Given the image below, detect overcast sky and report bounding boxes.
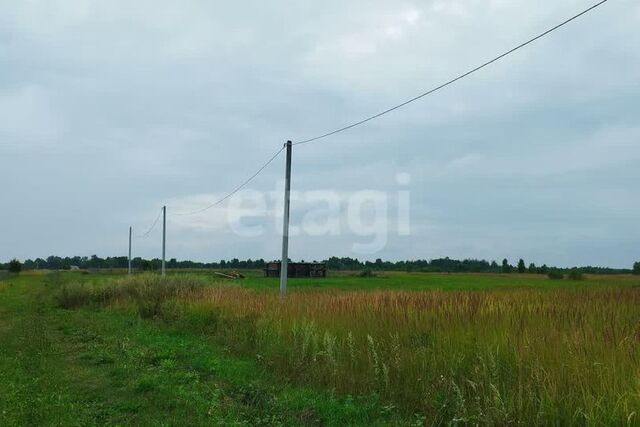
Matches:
[1,0,638,267]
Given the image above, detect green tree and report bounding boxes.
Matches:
[517,259,526,273]
[633,261,640,275]
[8,258,21,274]
[528,262,537,273]
[501,259,511,273]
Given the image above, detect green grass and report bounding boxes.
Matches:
[2,270,639,425]
[172,269,640,291]
[0,272,416,426]
[15,268,639,292]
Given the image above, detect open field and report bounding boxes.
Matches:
[1,270,640,425]
[83,268,640,291]
[224,269,640,291]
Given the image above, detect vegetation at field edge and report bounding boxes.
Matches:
[49,272,640,425]
[0,272,415,426]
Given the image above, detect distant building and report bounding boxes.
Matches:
[69,265,80,271]
[264,262,326,278]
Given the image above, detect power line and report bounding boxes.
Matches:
[293,0,609,146]
[129,0,609,234]
[135,207,163,238]
[173,145,286,216]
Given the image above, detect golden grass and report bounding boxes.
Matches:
[70,275,640,424]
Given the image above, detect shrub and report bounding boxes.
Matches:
[8,259,21,274]
[547,271,564,280]
[358,269,376,278]
[567,269,584,281]
[633,261,640,275]
[56,283,92,309]
[54,274,208,319]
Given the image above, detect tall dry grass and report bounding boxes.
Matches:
[63,275,640,424]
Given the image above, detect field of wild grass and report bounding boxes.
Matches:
[59,274,640,425]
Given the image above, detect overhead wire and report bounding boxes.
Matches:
[292,0,609,146]
[130,0,609,227]
[134,207,164,238]
[172,144,286,216]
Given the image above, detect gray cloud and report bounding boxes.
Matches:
[1,0,638,268]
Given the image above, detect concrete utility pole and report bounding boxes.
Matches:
[128,226,132,275]
[162,206,166,276]
[279,141,292,298]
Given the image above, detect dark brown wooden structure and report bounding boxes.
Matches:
[264,262,327,278]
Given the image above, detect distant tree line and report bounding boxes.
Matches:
[0,255,637,275]
[324,256,634,275]
[0,255,268,272]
